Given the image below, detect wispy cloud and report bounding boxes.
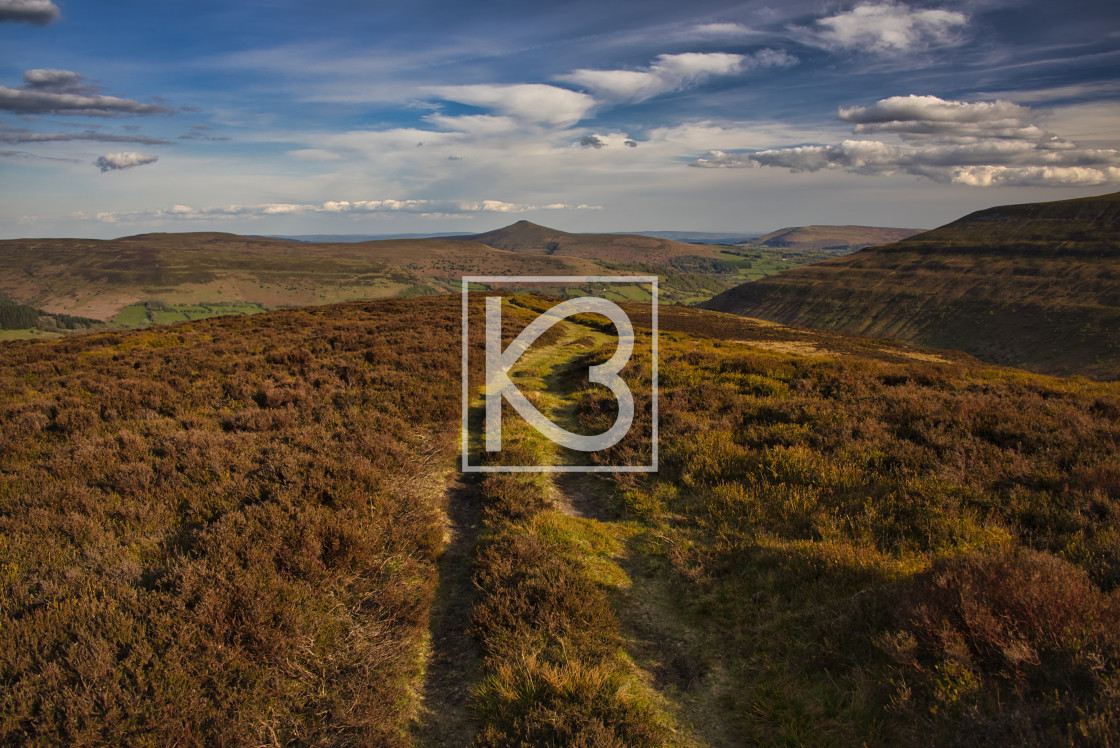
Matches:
[684,22,759,39]
[0,148,79,163]
[808,2,969,54]
[0,69,173,116]
[426,84,596,126]
[177,124,230,142]
[976,81,1120,105]
[421,114,519,135]
[692,94,1120,187]
[0,0,59,25]
[559,51,794,103]
[0,127,170,145]
[95,152,160,172]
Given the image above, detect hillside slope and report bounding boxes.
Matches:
[749,225,925,252]
[457,220,722,263]
[702,191,1120,379]
[0,231,602,321]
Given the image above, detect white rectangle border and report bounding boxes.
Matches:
[461,275,658,473]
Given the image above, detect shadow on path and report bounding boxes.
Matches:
[412,473,483,747]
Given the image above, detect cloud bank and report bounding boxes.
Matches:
[693,94,1120,187]
[0,69,173,116]
[838,95,1049,142]
[0,0,58,25]
[94,152,159,172]
[82,199,602,223]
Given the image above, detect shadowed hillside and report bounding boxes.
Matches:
[702,191,1120,380]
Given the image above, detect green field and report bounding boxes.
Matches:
[0,328,63,341]
[112,301,271,328]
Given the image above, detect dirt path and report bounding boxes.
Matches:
[411,474,483,747]
[550,472,614,520]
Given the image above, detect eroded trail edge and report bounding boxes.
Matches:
[411,474,482,747]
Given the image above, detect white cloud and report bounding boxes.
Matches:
[691,95,1120,187]
[838,94,1057,143]
[426,84,595,127]
[694,139,1120,187]
[944,165,1120,187]
[23,69,83,89]
[559,50,793,103]
[0,0,59,25]
[839,95,1029,126]
[84,199,601,223]
[813,3,968,53]
[0,69,173,116]
[94,152,159,172]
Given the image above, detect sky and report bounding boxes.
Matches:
[1,0,1118,238]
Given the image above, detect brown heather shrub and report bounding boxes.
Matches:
[891,550,1118,675]
[474,658,666,748]
[471,531,621,665]
[0,295,470,746]
[478,472,551,524]
[586,322,1120,744]
[883,549,1120,744]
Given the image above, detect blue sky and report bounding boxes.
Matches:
[1,0,1118,238]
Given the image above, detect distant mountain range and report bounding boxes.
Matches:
[265,227,909,248]
[451,220,724,263]
[0,223,748,324]
[703,190,1120,380]
[266,229,767,245]
[17,202,1112,379]
[627,230,764,244]
[0,232,606,322]
[264,232,464,242]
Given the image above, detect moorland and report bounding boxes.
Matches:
[1,190,1118,746]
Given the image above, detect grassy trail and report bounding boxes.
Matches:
[411,474,484,746]
[504,309,708,747]
[418,296,746,745]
